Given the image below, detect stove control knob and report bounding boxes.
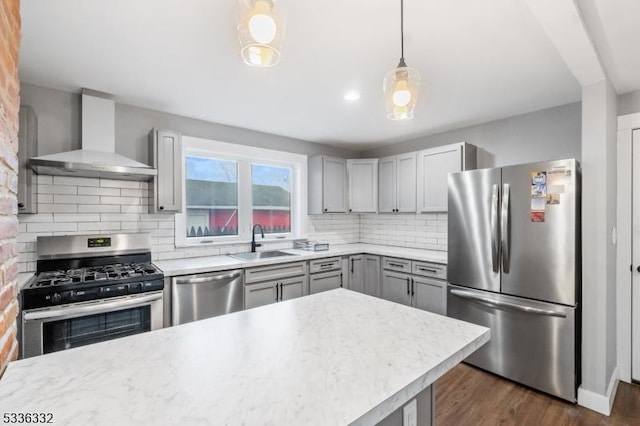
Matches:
[51,293,62,304]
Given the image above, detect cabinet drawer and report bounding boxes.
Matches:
[309,270,343,294]
[412,261,447,280]
[309,257,341,273]
[245,261,307,284]
[382,257,412,273]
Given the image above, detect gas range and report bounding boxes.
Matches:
[22,233,164,310]
[20,233,165,359]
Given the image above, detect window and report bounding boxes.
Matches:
[175,137,307,246]
[252,164,291,234]
[185,157,238,238]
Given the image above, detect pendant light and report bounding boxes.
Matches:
[237,0,285,68]
[383,0,420,120]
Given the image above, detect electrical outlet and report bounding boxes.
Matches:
[403,398,417,426]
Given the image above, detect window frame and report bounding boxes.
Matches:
[175,136,307,247]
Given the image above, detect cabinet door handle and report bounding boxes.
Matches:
[340,273,343,287]
[18,202,24,209]
[418,267,437,273]
[279,283,283,301]
[350,258,354,273]
[275,283,279,301]
[411,279,415,297]
[324,208,328,212]
[406,277,410,295]
[159,206,165,210]
[388,262,404,268]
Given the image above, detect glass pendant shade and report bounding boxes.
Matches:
[237,0,284,68]
[383,64,420,120]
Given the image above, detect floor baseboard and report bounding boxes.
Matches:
[577,366,620,416]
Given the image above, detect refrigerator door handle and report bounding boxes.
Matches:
[450,288,567,318]
[491,184,500,273]
[501,183,511,273]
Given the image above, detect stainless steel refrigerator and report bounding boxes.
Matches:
[447,158,580,402]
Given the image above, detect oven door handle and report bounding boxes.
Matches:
[23,293,163,322]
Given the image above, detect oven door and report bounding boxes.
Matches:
[21,291,163,359]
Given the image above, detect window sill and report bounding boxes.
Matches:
[175,236,302,249]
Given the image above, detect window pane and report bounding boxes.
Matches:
[185,157,238,238]
[252,164,291,234]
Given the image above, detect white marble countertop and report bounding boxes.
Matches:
[155,243,448,277]
[0,289,488,426]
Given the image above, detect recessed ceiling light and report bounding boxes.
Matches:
[344,91,361,102]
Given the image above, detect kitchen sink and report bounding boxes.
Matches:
[229,250,298,261]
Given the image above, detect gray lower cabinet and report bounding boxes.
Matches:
[349,254,380,297]
[245,275,307,309]
[245,281,278,309]
[381,257,447,315]
[245,262,309,309]
[381,270,412,305]
[309,269,343,294]
[412,276,447,315]
[363,255,381,297]
[348,255,365,293]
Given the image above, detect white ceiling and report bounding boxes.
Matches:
[17,0,636,151]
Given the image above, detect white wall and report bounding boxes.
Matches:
[19,83,360,161]
[579,78,618,411]
[361,102,582,167]
[618,90,640,115]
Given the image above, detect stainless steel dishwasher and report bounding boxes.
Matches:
[171,269,244,326]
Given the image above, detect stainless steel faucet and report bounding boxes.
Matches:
[251,224,264,252]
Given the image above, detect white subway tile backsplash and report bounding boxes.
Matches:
[18,213,53,223]
[100,213,139,222]
[100,179,139,189]
[37,194,53,204]
[78,186,121,196]
[54,213,101,223]
[79,204,121,213]
[55,194,100,205]
[77,222,121,231]
[37,184,77,195]
[120,188,145,197]
[27,222,77,233]
[54,176,99,187]
[120,205,148,214]
[38,204,78,213]
[100,196,142,205]
[18,176,449,273]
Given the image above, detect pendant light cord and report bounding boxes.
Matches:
[401,0,404,60]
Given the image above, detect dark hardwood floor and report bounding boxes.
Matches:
[435,363,640,425]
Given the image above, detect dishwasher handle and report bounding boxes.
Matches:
[174,270,242,285]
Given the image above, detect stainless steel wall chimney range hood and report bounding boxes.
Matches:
[29,89,157,181]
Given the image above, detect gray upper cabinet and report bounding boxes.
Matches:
[308,156,348,214]
[417,142,476,212]
[149,128,182,213]
[18,106,38,214]
[347,159,378,213]
[379,153,417,213]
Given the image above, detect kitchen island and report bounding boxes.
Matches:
[0,289,489,425]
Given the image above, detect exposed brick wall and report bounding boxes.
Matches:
[0,0,21,375]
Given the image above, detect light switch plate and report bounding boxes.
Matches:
[403,398,417,426]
